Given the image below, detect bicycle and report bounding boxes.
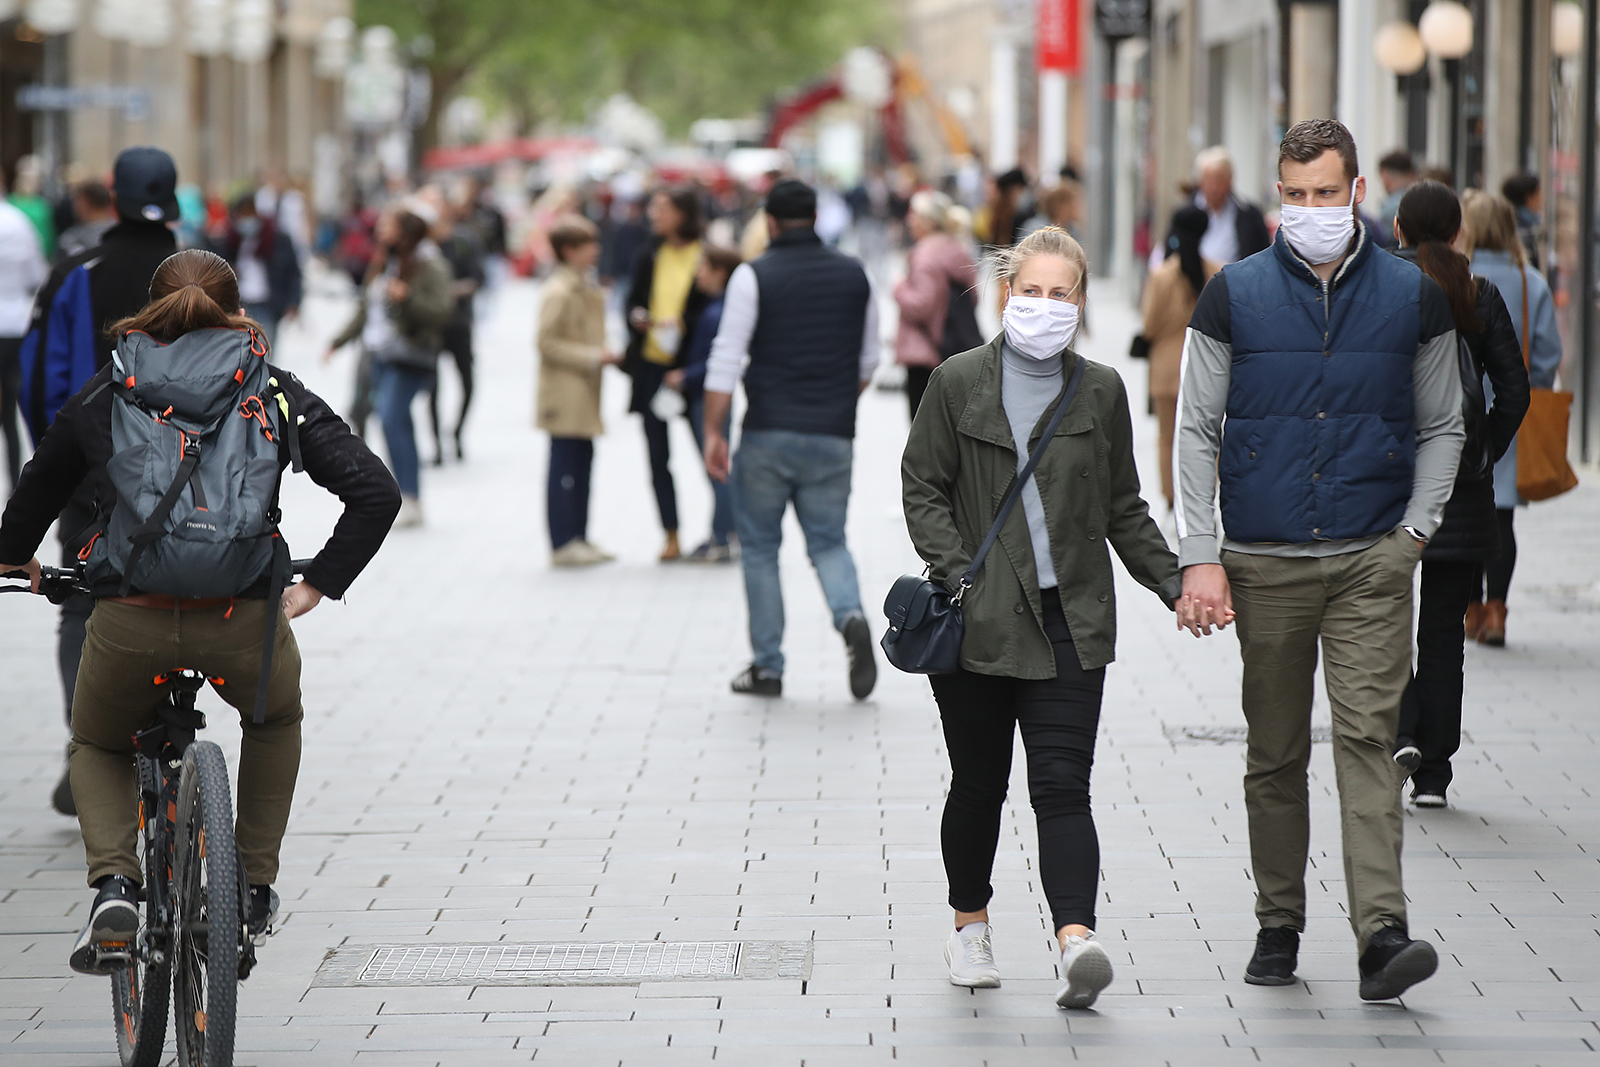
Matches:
[3,560,311,1067]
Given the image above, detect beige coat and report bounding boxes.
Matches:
[536,265,606,438]
[1140,255,1219,400]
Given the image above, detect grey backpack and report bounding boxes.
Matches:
[85,328,298,599]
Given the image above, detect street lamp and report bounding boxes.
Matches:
[1552,1,1583,58]
[1417,2,1473,58]
[187,0,230,55]
[1374,21,1427,76]
[23,0,80,33]
[314,15,353,78]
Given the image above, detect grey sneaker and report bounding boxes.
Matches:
[1055,933,1113,1008]
[944,922,1000,988]
[69,876,140,975]
[1358,925,1437,1001]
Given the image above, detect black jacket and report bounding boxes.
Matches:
[0,361,401,599]
[622,237,709,414]
[1393,250,1530,561]
[210,219,304,320]
[1163,196,1270,262]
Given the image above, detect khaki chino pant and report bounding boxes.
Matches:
[69,600,303,888]
[1222,528,1421,953]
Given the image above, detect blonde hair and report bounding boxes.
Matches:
[993,226,1089,297]
[908,189,957,234]
[1460,189,1526,268]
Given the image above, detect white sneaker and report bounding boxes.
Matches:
[577,540,616,563]
[1055,933,1113,1008]
[1412,792,1448,808]
[551,541,599,568]
[393,495,424,529]
[944,922,1000,988]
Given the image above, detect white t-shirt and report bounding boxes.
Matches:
[0,201,48,337]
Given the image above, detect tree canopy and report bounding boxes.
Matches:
[355,0,887,146]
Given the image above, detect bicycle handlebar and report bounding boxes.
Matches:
[2,559,316,605]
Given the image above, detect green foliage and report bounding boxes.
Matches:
[356,0,886,141]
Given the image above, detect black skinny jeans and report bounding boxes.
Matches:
[930,594,1106,932]
[1398,559,1478,794]
[1477,508,1517,602]
[547,437,594,550]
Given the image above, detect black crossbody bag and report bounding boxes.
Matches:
[881,357,1086,675]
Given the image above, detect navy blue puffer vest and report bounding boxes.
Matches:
[1220,227,1425,543]
[744,229,871,439]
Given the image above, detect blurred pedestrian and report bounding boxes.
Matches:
[1139,204,1217,510]
[1500,172,1544,271]
[599,195,648,292]
[977,168,1030,250]
[894,190,979,420]
[325,202,454,528]
[0,176,49,489]
[55,181,117,261]
[1193,147,1270,264]
[15,145,181,815]
[1390,181,1529,810]
[701,179,878,700]
[624,187,707,562]
[666,245,741,563]
[1018,180,1084,243]
[537,215,621,566]
[427,190,486,463]
[901,226,1181,1009]
[1176,119,1463,1001]
[1375,149,1417,234]
[1460,190,1564,648]
[6,156,56,261]
[210,193,302,349]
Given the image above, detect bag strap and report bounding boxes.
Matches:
[118,433,201,597]
[954,355,1087,600]
[1519,268,1530,368]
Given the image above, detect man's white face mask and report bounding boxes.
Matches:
[1279,181,1358,265]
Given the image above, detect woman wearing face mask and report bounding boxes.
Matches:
[901,226,1182,1009]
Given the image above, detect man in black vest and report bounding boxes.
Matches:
[701,179,879,701]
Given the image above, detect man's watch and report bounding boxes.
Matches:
[1401,524,1428,545]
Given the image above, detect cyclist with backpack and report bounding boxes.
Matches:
[0,249,401,974]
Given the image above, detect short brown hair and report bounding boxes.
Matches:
[1278,119,1359,184]
[548,214,600,262]
[700,244,742,278]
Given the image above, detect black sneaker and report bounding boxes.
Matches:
[842,615,877,700]
[731,665,782,697]
[1243,926,1300,986]
[248,884,280,946]
[1393,741,1422,778]
[69,875,140,975]
[1358,925,1438,1001]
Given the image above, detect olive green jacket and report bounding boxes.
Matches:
[901,337,1181,677]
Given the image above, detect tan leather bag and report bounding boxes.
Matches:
[1514,270,1579,501]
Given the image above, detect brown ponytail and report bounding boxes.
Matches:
[1395,180,1482,336]
[109,249,264,344]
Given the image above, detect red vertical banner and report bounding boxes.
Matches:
[1037,0,1082,73]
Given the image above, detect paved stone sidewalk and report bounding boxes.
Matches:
[1,268,1597,1066]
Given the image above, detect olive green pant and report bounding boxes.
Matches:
[1222,529,1421,953]
[69,599,303,888]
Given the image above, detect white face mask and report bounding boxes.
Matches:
[1002,295,1081,360]
[1279,181,1358,265]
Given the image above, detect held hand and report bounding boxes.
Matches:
[628,307,651,330]
[1178,563,1235,637]
[663,369,685,391]
[704,431,730,485]
[281,581,324,620]
[1,558,41,595]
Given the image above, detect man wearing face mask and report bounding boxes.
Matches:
[1174,119,1464,1002]
[210,193,302,349]
[701,179,880,701]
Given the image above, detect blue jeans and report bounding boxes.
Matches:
[732,429,864,673]
[687,394,734,545]
[373,362,434,497]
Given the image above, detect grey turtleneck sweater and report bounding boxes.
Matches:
[1000,342,1064,590]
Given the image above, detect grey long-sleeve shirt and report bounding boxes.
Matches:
[1173,249,1465,568]
[1000,341,1062,589]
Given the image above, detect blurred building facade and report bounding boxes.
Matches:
[1,0,351,195]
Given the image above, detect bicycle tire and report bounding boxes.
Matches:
[110,782,170,1067]
[172,741,240,1067]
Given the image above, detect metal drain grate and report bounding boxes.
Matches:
[313,940,811,987]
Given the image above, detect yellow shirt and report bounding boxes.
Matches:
[644,240,701,365]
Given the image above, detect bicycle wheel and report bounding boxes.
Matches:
[172,741,239,1067]
[110,779,170,1067]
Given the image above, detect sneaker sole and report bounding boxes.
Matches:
[69,901,139,975]
[943,942,1000,988]
[1056,944,1113,1008]
[1243,970,1298,986]
[1393,750,1422,776]
[1359,941,1438,1001]
[1412,795,1448,808]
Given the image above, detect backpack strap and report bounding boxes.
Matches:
[118,433,202,597]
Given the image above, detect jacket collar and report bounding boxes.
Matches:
[770,226,822,249]
[956,333,1081,451]
[1271,217,1373,289]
